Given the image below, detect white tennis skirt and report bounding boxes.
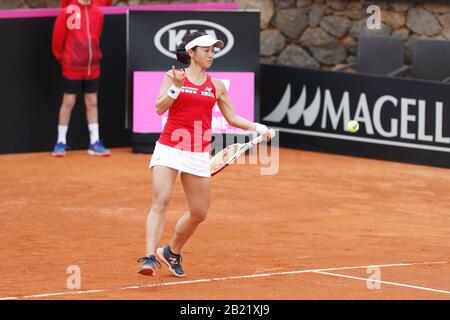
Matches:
[149,141,211,177]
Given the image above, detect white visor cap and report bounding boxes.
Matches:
[184,35,224,51]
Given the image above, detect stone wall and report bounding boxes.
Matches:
[2,0,449,70]
[0,0,225,9]
[237,0,450,70]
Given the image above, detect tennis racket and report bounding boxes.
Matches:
[210,129,276,176]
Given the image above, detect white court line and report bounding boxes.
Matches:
[314,271,450,295]
[0,261,446,300]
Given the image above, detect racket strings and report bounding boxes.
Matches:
[210,144,240,172]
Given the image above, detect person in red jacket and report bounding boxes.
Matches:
[52,0,110,157]
[60,0,112,7]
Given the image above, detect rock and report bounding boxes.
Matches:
[346,2,362,11]
[392,28,410,40]
[237,0,275,29]
[349,20,392,39]
[260,30,286,56]
[309,3,326,27]
[423,3,450,14]
[273,0,296,9]
[342,35,357,54]
[47,0,60,7]
[320,15,352,38]
[261,56,278,65]
[391,2,414,13]
[326,0,347,11]
[361,0,389,10]
[438,13,450,29]
[308,42,347,65]
[300,27,335,47]
[277,45,321,69]
[346,41,357,54]
[346,11,365,20]
[18,2,31,8]
[346,55,357,64]
[297,0,312,8]
[382,11,405,30]
[433,35,446,41]
[346,2,365,20]
[24,0,47,8]
[406,8,442,36]
[1,0,17,8]
[300,28,346,65]
[273,8,309,39]
[442,29,450,40]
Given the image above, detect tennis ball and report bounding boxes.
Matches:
[347,120,359,133]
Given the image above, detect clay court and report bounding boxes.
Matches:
[0,146,449,300]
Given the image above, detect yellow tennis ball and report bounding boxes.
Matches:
[347,120,359,133]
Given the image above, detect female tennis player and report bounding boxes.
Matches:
[137,31,272,277]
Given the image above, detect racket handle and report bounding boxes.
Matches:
[253,128,276,145]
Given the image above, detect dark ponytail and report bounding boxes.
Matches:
[176,31,207,65]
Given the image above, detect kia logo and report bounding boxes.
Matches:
[154,20,235,60]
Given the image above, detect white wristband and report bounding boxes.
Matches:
[167,84,181,100]
[254,122,268,135]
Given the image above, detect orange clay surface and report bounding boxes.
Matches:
[0,147,449,300]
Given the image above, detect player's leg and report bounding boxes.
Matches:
[172,173,211,252]
[84,92,98,126]
[138,165,178,275]
[147,166,179,254]
[52,84,77,157]
[58,93,77,126]
[157,172,211,277]
[84,79,110,156]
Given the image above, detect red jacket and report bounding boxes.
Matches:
[60,0,112,7]
[52,1,104,79]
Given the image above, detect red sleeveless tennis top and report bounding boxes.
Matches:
[158,74,216,152]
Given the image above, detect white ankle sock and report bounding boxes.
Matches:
[57,125,68,144]
[88,123,99,145]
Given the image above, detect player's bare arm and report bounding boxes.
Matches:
[213,78,272,141]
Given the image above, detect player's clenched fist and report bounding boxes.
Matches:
[254,123,274,142]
